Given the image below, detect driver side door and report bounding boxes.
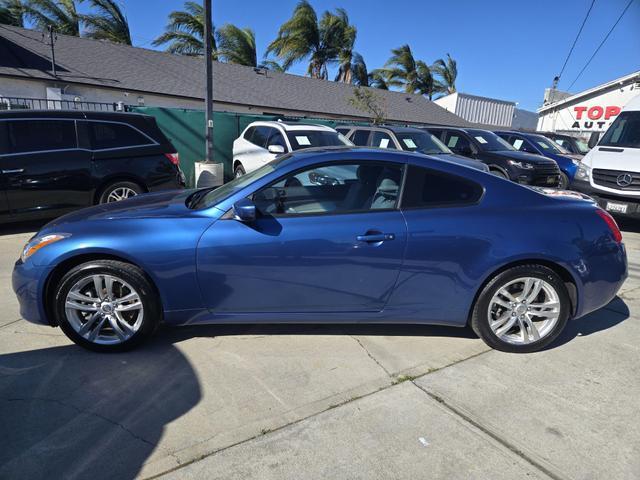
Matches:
[196,160,408,314]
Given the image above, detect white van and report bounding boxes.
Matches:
[571,94,640,217]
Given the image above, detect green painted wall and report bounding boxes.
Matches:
[130,107,368,187]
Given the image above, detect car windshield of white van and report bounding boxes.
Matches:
[600,111,640,149]
[286,130,352,150]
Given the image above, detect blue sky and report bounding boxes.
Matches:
[81,0,639,111]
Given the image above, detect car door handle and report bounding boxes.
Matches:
[356,233,395,243]
[2,169,24,174]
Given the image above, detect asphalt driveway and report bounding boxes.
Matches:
[0,221,639,479]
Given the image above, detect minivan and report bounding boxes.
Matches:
[0,110,185,223]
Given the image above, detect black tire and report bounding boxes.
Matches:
[471,265,570,353]
[53,260,160,352]
[98,181,144,204]
[234,164,246,178]
[491,169,508,179]
[558,172,569,189]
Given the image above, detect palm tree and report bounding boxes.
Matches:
[152,1,215,56]
[333,8,357,83]
[432,53,457,95]
[0,0,24,27]
[216,24,256,67]
[383,44,437,99]
[266,0,354,79]
[259,59,288,72]
[337,52,368,85]
[368,69,389,90]
[21,0,79,35]
[82,0,131,45]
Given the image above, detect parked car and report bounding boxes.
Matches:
[337,125,489,172]
[0,110,185,224]
[570,94,640,217]
[540,132,590,156]
[494,130,583,188]
[232,121,351,177]
[13,147,626,353]
[425,126,561,187]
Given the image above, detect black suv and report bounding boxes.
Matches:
[424,126,561,187]
[335,125,489,172]
[0,110,185,223]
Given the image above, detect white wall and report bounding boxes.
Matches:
[435,92,515,127]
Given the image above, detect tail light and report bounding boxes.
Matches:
[596,209,622,243]
[164,152,180,166]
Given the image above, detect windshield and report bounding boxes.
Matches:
[286,130,352,150]
[467,129,515,151]
[395,131,452,154]
[531,135,566,154]
[600,111,640,149]
[191,160,282,209]
[574,138,590,154]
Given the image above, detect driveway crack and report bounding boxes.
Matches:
[350,335,392,377]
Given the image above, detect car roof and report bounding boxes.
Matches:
[0,110,154,121]
[246,120,335,132]
[334,124,426,134]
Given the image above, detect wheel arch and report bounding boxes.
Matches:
[466,258,579,326]
[43,252,163,327]
[488,164,509,178]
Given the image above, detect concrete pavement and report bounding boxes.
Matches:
[1,221,639,479]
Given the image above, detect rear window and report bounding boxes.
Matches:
[286,130,350,150]
[4,119,77,154]
[401,165,483,208]
[88,121,153,150]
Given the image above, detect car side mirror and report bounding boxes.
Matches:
[233,198,256,222]
[588,132,600,149]
[268,144,285,154]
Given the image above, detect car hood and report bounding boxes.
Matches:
[44,189,195,228]
[486,150,558,165]
[436,153,490,172]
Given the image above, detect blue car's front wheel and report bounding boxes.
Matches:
[53,260,160,352]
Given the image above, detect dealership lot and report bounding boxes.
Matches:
[0,222,639,479]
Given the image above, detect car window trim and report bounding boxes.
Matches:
[238,159,408,219]
[398,163,485,211]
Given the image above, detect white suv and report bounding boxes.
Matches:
[232,121,352,177]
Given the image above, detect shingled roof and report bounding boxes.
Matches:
[0,24,468,126]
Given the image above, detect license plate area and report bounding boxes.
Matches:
[606,201,628,214]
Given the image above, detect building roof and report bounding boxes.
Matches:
[0,24,468,126]
[537,70,640,113]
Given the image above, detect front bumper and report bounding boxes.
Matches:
[571,178,640,218]
[510,167,561,187]
[12,260,52,326]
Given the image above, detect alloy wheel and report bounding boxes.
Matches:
[487,277,560,345]
[107,187,138,202]
[64,274,144,345]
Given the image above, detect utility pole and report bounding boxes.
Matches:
[204,0,214,163]
[48,25,57,77]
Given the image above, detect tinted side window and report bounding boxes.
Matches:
[444,131,472,152]
[402,165,483,208]
[251,126,271,148]
[6,120,77,154]
[509,136,537,153]
[244,126,256,141]
[0,122,8,155]
[370,131,396,149]
[335,127,350,135]
[268,129,287,149]
[88,122,152,150]
[351,129,370,146]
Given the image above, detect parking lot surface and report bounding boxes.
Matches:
[1,221,639,479]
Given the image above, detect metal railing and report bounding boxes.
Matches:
[0,96,120,112]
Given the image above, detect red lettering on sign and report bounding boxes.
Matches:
[574,106,587,119]
[587,106,604,120]
[605,106,621,120]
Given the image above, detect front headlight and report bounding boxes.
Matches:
[21,234,69,263]
[575,163,591,180]
[571,159,581,166]
[508,160,534,170]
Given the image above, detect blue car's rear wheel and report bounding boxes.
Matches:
[471,265,570,353]
[53,260,160,352]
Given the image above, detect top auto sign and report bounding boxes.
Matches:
[571,105,621,130]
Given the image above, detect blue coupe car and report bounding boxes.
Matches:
[13,148,627,353]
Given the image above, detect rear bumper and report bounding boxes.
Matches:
[571,178,640,218]
[12,260,52,326]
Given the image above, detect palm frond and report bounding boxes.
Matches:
[82,0,131,45]
[216,24,256,66]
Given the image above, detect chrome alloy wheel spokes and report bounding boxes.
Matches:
[107,187,137,202]
[65,274,144,345]
[488,277,560,345]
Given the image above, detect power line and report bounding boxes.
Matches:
[558,0,596,81]
[567,0,635,91]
